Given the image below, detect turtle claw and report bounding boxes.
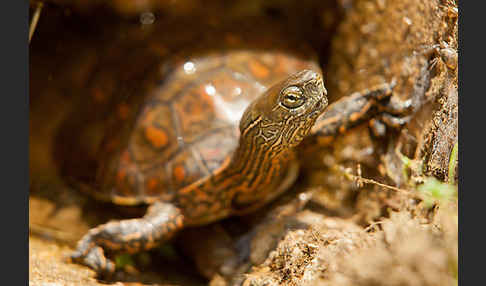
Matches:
[370,91,413,138]
[310,80,413,143]
[381,97,413,115]
[369,113,411,139]
[380,113,412,128]
[71,245,116,276]
[70,202,184,275]
[70,228,117,275]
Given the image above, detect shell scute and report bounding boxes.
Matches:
[131,103,179,164]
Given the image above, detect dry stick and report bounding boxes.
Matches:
[333,164,413,197]
[363,221,385,232]
[29,2,43,44]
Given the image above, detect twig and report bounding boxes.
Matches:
[363,220,385,232]
[333,164,413,196]
[29,2,44,44]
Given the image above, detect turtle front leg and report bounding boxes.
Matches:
[310,81,412,145]
[71,202,184,275]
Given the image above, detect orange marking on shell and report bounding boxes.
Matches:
[144,126,169,148]
[173,165,186,182]
[117,169,127,182]
[249,60,270,79]
[147,178,158,191]
[118,104,131,120]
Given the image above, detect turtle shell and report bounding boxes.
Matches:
[65,50,319,205]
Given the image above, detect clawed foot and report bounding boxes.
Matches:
[369,94,413,138]
[310,79,413,143]
[70,228,116,276]
[69,202,184,276]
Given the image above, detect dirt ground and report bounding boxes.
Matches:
[29,0,458,285]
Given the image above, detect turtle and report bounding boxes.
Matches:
[65,49,409,274]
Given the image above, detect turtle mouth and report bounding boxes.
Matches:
[312,77,328,113]
[309,92,328,117]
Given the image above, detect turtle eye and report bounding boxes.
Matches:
[281,86,304,109]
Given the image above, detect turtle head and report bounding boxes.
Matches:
[239,69,328,151]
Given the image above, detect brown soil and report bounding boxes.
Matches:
[241,206,457,286]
